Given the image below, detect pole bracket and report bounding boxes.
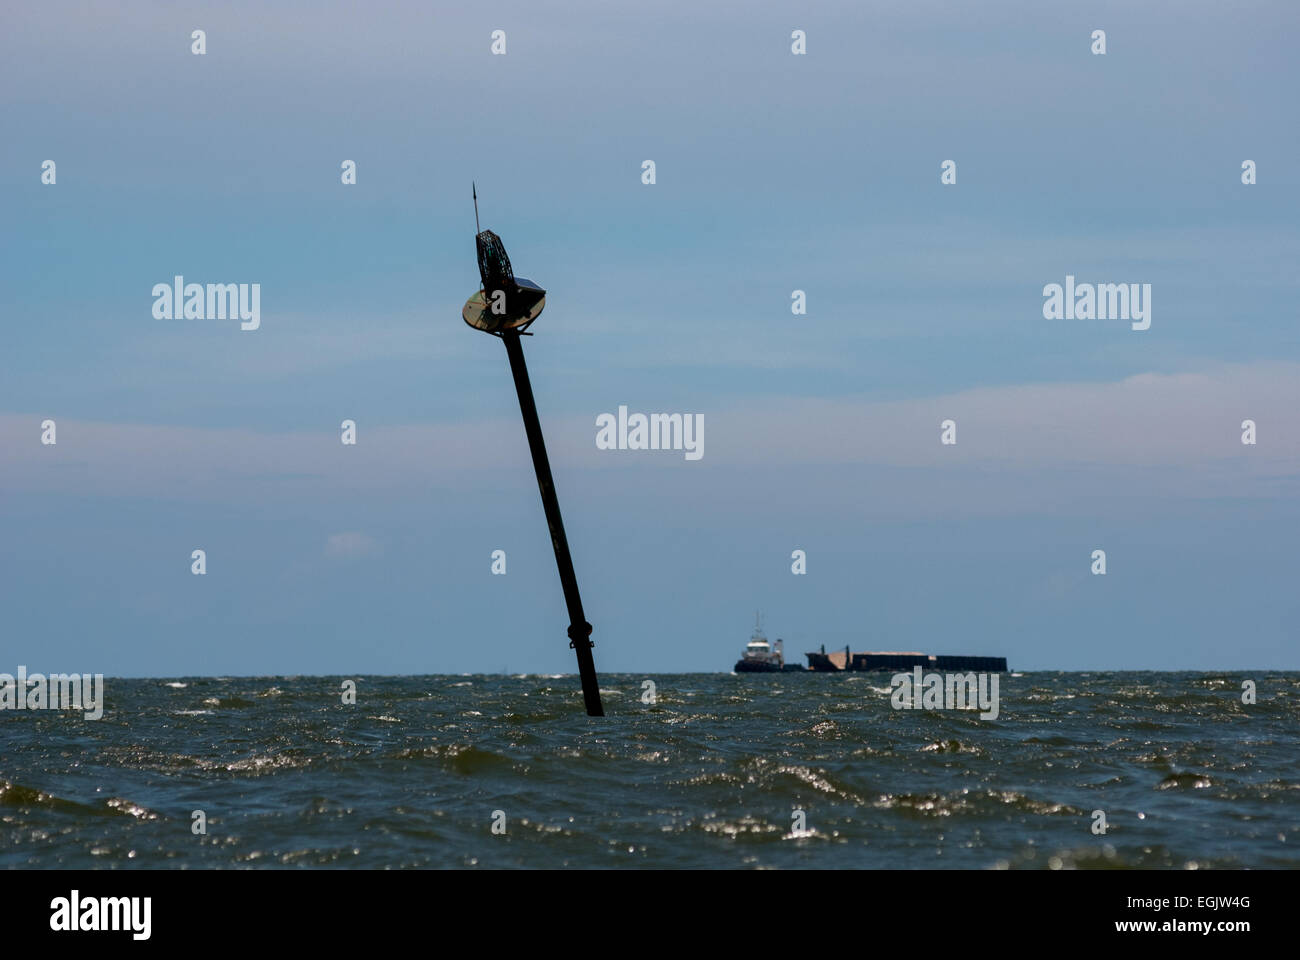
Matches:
[567,621,594,649]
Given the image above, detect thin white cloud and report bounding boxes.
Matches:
[2,363,1296,503]
[324,532,379,558]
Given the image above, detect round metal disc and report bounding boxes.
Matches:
[462,289,546,333]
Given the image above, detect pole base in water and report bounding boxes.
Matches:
[502,331,605,717]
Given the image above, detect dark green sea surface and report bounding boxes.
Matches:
[2,672,1297,869]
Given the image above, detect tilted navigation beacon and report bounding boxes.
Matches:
[462,186,547,335]
[460,185,605,717]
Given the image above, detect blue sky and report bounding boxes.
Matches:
[2,1,1298,675]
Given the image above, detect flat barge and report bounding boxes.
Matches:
[804,646,1007,672]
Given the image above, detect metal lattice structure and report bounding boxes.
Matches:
[467,226,546,334]
[475,229,514,296]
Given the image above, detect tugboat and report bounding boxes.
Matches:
[734,615,805,672]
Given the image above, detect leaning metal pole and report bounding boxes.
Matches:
[500,328,604,717]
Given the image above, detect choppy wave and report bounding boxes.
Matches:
[1,671,1297,868]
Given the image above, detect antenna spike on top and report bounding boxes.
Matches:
[473,181,480,235]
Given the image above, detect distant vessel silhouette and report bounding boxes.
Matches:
[804,645,1007,673]
[733,614,805,673]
